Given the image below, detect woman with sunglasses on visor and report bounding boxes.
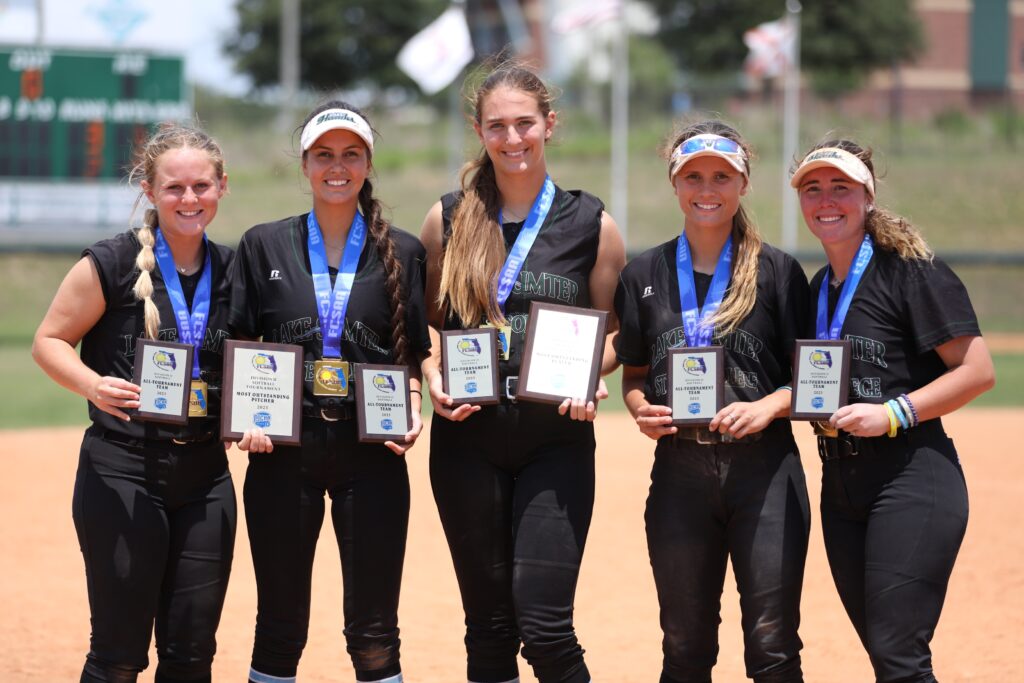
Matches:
[615,120,811,683]
[791,139,994,683]
[419,63,624,683]
[229,102,431,683]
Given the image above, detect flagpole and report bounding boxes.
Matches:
[780,0,801,252]
[448,0,467,182]
[610,8,629,248]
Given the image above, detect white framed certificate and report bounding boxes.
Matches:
[517,302,608,404]
[221,340,303,445]
[441,328,499,405]
[666,346,725,425]
[791,339,851,420]
[354,363,411,443]
[131,338,193,425]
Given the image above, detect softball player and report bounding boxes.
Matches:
[615,120,811,683]
[791,139,994,682]
[229,101,431,683]
[32,125,236,682]
[419,64,625,683]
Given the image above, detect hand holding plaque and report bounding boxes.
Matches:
[791,340,851,420]
[354,364,412,443]
[517,302,608,404]
[221,340,303,445]
[132,338,194,425]
[441,329,499,406]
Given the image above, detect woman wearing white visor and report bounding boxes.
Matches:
[615,120,811,682]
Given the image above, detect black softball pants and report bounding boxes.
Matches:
[820,420,968,683]
[73,428,236,683]
[430,402,595,683]
[647,421,810,683]
[244,417,410,683]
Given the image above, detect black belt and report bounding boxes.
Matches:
[674,425,763,445]
[817,432,860,461]
[302,403,355,422]
[92,426,218,448]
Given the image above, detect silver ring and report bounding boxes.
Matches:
[727,413,736,421]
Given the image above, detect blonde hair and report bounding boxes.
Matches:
[127,124,225,339]
[799,139,932,261]
[661,119,762,338]
[439,63,555,327]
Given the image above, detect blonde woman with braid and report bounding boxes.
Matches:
[33,124,237,683]
[614,120,811,683]
[228,101,431,683]
[419,63,625,683]
[791,139,993,682]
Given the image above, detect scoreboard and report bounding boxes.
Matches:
[0,46,189,180]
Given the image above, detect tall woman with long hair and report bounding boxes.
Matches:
[791,139,994,682]
[616,120,811,683]
[33,124,236,682]
[229,101,431,683]
[419,64,625,683]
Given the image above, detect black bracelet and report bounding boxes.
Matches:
[409,389,422,396]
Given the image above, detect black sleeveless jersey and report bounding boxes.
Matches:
[812,248,981,404]
[615,238,810,407]
[440,186,604,380]
[228,213,431,413]
[80,229,234,439]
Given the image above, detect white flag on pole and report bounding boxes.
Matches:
[397,6,474,95]
[743,18,795,79]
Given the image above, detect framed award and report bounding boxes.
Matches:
[666,346,725,426]
[791,339,851,420]
[441,328,500,406]
[353,363,412,444]
[221,340,303,445]
[131,338,194,425]
[516,302,608,405]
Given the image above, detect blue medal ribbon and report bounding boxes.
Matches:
[675,231,733,347]
[495,175,556,312]
[816,233,874,340]
[153,229,212,380]
[308,210,367,358]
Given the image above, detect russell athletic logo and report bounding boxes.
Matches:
[642,286,655,298]
[457,338,482,356]
[809,349,833,370]
[682,356,707,376]
[152,350,177,371]
[252,353,278,374]
[269,269,282,281]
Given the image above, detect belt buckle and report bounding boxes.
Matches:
[320,407,341,422]
[171,438,189,445]
[504,376,518,402]
[841,434,859,458]
[696,427,718,445]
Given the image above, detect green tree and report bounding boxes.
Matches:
[225,0,449,92]
[646,0,924,99]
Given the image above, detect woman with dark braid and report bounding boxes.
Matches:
[33,124,236,682]
[229,101,432,683]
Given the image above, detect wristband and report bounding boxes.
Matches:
[887,399,909,431]
[899,393,919,427]
[775,385,792,392]
[884,403,899,438]
[410,389,422,396]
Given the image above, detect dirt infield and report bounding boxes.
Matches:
[2,410,1022,682]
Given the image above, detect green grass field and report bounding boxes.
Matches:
[2,102,1022,428]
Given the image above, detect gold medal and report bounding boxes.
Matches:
[313,358,350,396]
[188,380,209,418]
[812,420,838,438]
[483,321,512,361]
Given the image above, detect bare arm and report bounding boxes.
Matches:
[833,335,995,437]
[32,256,141,421]
[418,200,480,422]
[589,211,627,376]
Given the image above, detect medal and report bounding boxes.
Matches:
[812,420,838,438]
[313,358,350,396]
[188,380,209,417]
[483,321,512,361]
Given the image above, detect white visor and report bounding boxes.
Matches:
[300,108,374,154]
[790,147,875,198]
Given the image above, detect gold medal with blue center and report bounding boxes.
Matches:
[313,359,349,396]
[188,380,209,417]
[483,321,511,361]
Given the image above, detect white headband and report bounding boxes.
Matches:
[790,147,875,198]
[300,108,374,154]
